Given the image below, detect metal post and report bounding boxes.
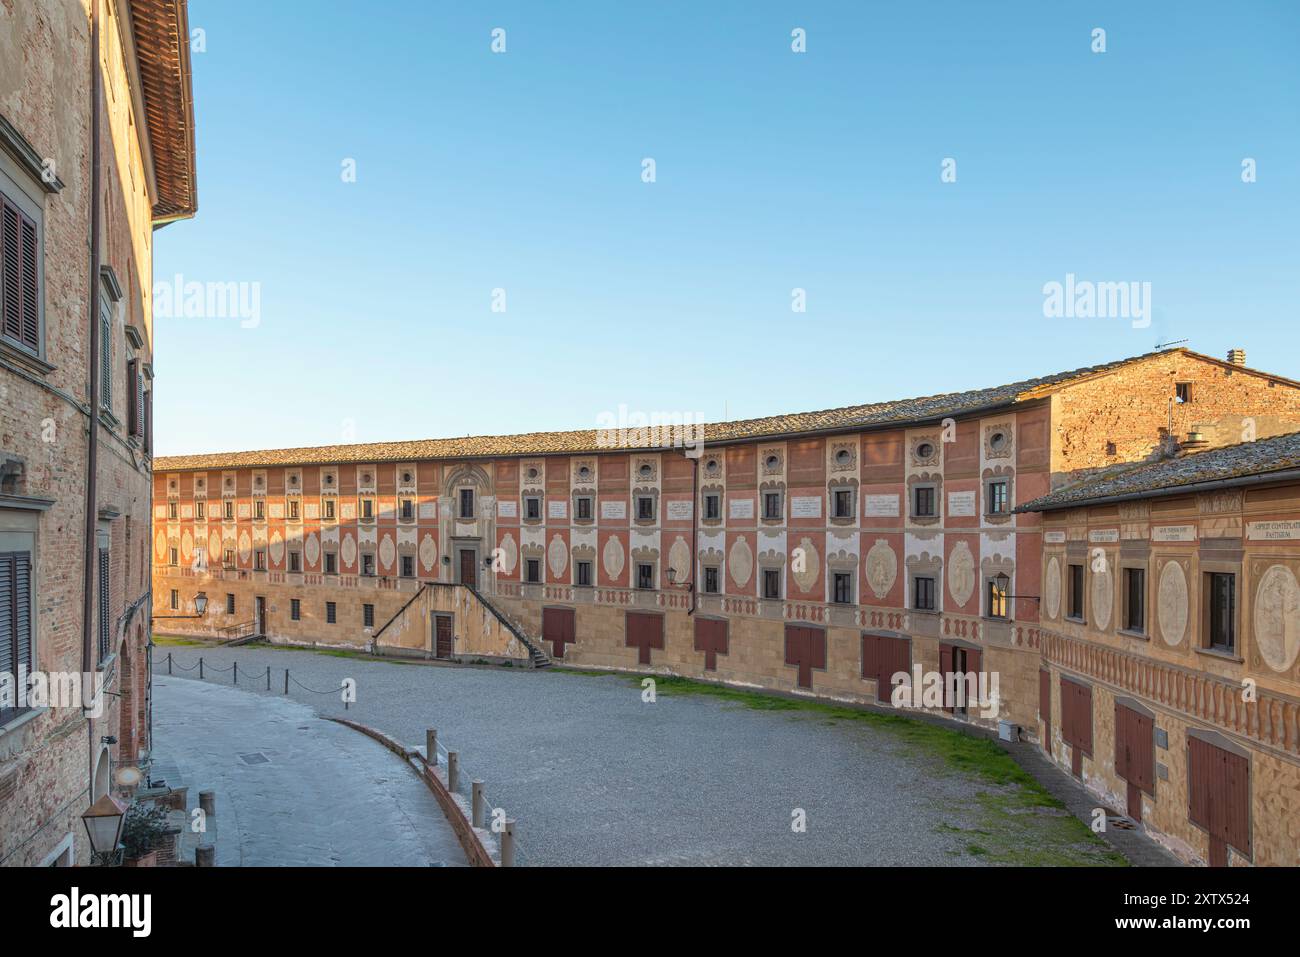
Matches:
[199,657,203,679]
[472,781,485,828]
[501,819,516,868]
[233,661,237,685]
[447,750,459,792]
[195,844,215,867]
[284,669,289,694]
[167,652,172,675]
[425,729,437,766]
[266,666,271,690]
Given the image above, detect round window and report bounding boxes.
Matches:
[766,455,779,469]
[402,472,412,483]
[527,468,538,479]
[578,466,591,479]
[990,432,1007,451]
[835,449,851,465]
[916,443,934,459]
[639,464,652,478]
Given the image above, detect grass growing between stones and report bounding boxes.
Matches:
[152,634,206,647]
[568,670,1127,867]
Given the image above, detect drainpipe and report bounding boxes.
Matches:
[682,448,698,615]
[82,3,103,789]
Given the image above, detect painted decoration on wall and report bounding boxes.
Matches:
[268,531,284,565]
[728,536,754,588]
[421,533,439,573]
[237,531,252,563]
[792,536,819,593]
[341,533,357,567]
[548,534,568,578]
[1091,564,1113,631]
[154,529,167,560]
[1044,556,1061,620]
[948,540,975,606]
[379,534,396,570]
[305,531,320,567]
[1254,565,1300,672]
[1158,561,1188,646]
[602,535,625,580]
[865,539,897,599]
[181,530,194,562]
[208,530,221,562]
[668,536,691,583]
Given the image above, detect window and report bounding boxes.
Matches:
[1123,567,1145,632]
[459,488,475,519]
[987,480,1009,515]
[290,599,300,621]
[1175,382,1191,404]
[576,560,592,586]
[98,301,111,411]
[195,501,205,520]
[833,572,853,604]
[254,549,266,571]
[324,552,337,575]
[323,499,335,520]
[360,498,373,521]
[1068,564,1085,620]
[704,493,721,520]
[913,576,935,611]
[525,558,540,583]
[288,500,300,520]
[326,601,337,624]
[524,496,541,520]
[703,566,720,594]
[1206,572,1235,653]
[401,555,414,578]
[95,546,110,661]
[223,548,235,568]
[833,489,854,519]
[226,593,235,615]
[363,604,374,628]
[361,553,375,577]
[223,501,233,521]
[636,496,655,521]
[762,568,781,600]
[169,589,178,611]
[986,578,1008,618]
[637,563,655,590]
[913,486,936,518]
[400,499,413,521]
[288,551,301,573]
[0,551,34,725]
[254,500,264,521]
[0,188,42,358]
[575,496,592,521]
[763,492,782,520]
[168,547,178,566]
[168,502,178,520]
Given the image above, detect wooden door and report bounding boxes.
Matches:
[434,615,453,659]
[255,596,266,634]
[1039,669,1051,754]
[1115,702,1154,821]
[862,634,910,704]
[1189,736,1251,864]
[542,607,576,659]
[459,549,477,589]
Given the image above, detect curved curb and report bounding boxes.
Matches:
[327,717,498,868]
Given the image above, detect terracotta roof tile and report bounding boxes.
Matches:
[1017,430,1300,512]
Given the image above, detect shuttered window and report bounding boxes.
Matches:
[1115,702,1155,793]
[1188,736,1251,863]
[99,308,112,410]
[861,633,911,703]
[143,389,152,454]
[1059,677,1093,774]
[0,551,34,725]
[0,193,40,355]
[127,358,144,437]
[97,548,111,662]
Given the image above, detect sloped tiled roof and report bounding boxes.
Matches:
[153,348,1292,471]
[1017,431,1300,512]
[129,0,197,221]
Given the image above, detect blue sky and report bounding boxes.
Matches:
[152,1,1300,456]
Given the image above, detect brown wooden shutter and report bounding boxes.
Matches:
[939,643,954,713]
[861,634,880,685]
[143,389,152,454]
[1189,737,1251,861]
[0,552,28,725]
[100,317,112,409]
[1,198,22,345]
[97,547,111,661]
[19,212,37,349]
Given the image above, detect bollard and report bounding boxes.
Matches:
[167,652,173,675]
[233,661,238,685]
[425,729,437,766]
[266,666,271,690]
[199,790,216,818]
[472,781,485,828]
[195,844,215,867]
[284,669,289,694]
[501,819,516,868]
[199,657,204,680]
[447,750,459,792]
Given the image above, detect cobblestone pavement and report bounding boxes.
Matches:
[153,643,1125,867]
[152,675,468,866]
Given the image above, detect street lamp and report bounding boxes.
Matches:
[81,793,127,866]
[193,591,208,615]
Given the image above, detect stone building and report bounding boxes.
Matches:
[152,348,1300,754]
[1019,431,1300,866]
[0,0,196,866]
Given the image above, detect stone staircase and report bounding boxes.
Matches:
[463,583,552,669]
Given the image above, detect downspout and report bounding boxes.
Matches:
[83,2,103,788]
[683,448,698,615]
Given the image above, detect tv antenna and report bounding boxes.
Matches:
[1154,338,1188,350]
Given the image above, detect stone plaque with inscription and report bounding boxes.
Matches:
[864,494,899,518]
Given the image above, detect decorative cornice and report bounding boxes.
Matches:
[0,113,63,193]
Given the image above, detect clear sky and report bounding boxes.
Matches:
[151,1,1300,456]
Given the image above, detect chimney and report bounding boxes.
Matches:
[1227,348,1246,367]
[1181,430,1210,453]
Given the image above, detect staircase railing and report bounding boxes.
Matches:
[462,582,550,667]
[216,620,258,644]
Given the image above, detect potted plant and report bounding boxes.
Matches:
[120,801,170,867]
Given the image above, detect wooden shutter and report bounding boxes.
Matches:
[1060,678,1093,756]
[143,389,152,453]
[0,197,40,351]
[127,358,144,436]
[97,547,111,661]
[939,643,954,712]
[0,552,32,725]
[1115,702,1154,793]
[1189,737,1251,860]
[99,316,112,409]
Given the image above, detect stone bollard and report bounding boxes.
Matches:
[472,781,484,828]
[447,750,459,792]
[199,790,216,818]
[501,819,516,868]
[195,844,215,867]
[425,729,437,766]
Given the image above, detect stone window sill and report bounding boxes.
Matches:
[0,706,45,740]
[0,338,55,377]
[1118,628,1148,641]
[1196,646,1244,664]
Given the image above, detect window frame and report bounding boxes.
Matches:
[913,575,936,612]
[0,173,46,363]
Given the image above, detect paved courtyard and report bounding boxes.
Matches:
[153,642,1124,866]
[152,676,468,866]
